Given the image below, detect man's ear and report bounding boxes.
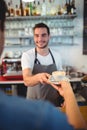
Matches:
[49,35,51,39]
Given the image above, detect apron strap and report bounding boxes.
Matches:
[35,48,40,64]
[49,49,56,64]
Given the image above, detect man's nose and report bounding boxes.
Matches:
[38,36,43,41]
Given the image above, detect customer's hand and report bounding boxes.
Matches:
[49,81,73,98]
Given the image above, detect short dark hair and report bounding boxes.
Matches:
[0,0,8,31]
[33,23,50,35]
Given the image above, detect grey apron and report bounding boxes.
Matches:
[27,48,63,106]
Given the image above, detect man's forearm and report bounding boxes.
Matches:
[23,72,50,87]
[23,75,40,87]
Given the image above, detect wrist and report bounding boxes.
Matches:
[64,89,75,101]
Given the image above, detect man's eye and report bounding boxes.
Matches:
[42,34,47,37]
[34,34,47,38]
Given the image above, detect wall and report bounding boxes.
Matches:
[2,0,87,72]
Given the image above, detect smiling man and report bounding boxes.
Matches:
[21,23,63,106]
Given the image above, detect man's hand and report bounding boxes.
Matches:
[37,73,51,84]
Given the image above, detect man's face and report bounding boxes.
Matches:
[34,28,50,49]
[0,29,4,56]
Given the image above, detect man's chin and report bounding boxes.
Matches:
[36,44,48,49]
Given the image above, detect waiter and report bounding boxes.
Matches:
[21,23,63,106]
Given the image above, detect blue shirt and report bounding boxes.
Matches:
[0,91,74,130]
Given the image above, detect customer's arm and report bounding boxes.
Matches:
[49,81,87,129]
[22,68,50,87]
